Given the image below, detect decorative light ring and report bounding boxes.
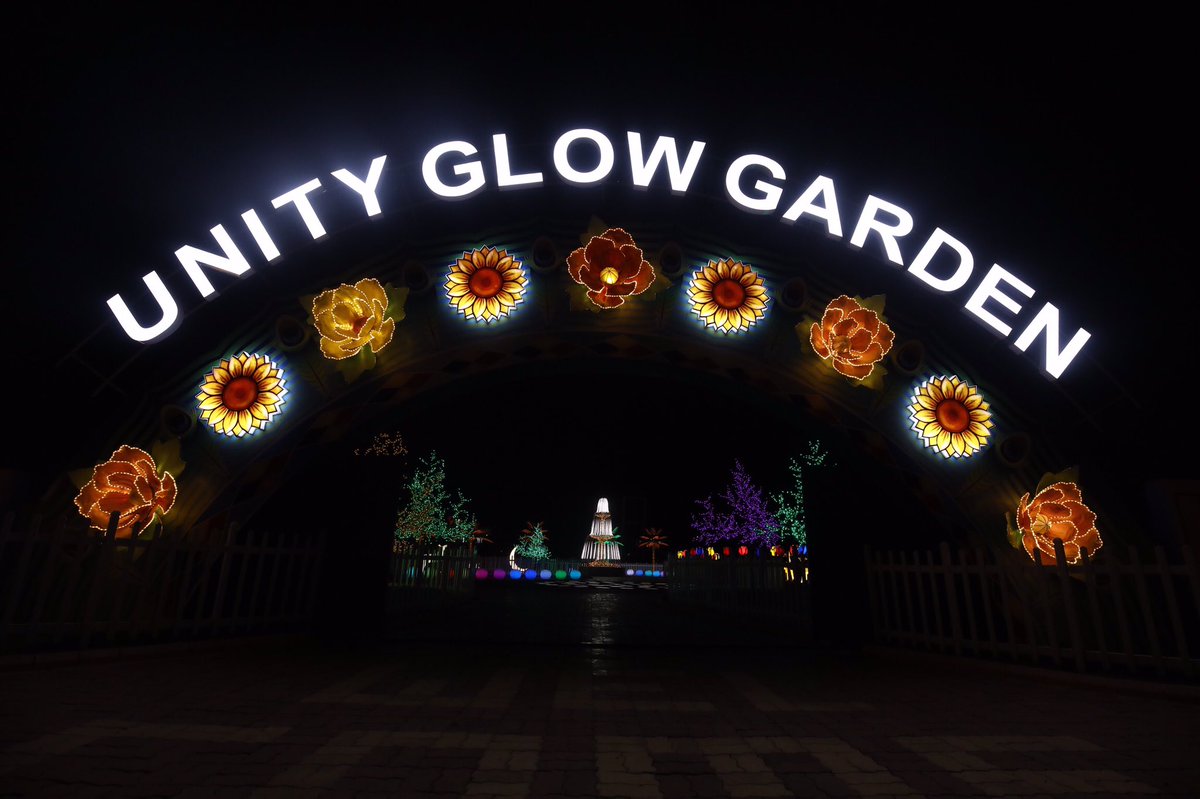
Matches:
[907,375,993,458]
[196,352,287,438]
[445,247,527,323]
[687,258,768,333]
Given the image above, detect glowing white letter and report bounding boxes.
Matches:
[907,227,974,292]
[725,154,785,213]
[492,134,543,188]
[627,132,705,193]
[1013,303,1092,379]
[175,224,252,298]
[422,141,486,199]
[849,196,913,265]
[240,209,280,261]
[271,179,327,239]
[781,175,843,236]
[331,155,387,216]
[553,129,615,185]
[107,272,179,342]
[965,264,1035,335]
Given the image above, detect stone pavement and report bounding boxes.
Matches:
[1,588,1197,797]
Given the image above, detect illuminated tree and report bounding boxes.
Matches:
[394,452,477,546]
[691,460,780,547]
[639,528,668,568]
[772,440,831,549]
[516,521,552,561]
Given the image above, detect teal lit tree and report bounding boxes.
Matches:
[771,440,831,549]
[394,452,477,546]
[516,521,552,561]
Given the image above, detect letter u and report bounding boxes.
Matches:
[107,271,180,342]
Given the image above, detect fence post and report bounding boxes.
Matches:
[1052,539,1086,672]
[1128,547,1166,677]
[973,548,998,657]
[865,546,881,644]
[1079,546,1111,673]
[939,543,962,656]
[1154,546,1192,679]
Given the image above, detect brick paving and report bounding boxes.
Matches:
[1,587,1197,797]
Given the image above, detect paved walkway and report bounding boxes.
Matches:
[2,589,1197,797]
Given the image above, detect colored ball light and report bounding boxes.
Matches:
[635,570,644,576]
[569,570,582,579]
[475,568,489,580]
[493,568,507,580]
[723,547,730,556]
[626,569,635,576]
[509,569,523,580]
[693,548,703,557]
[555,570,567,580]
[523,570,538,580]
[539,569,552,580]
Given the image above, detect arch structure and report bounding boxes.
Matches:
[52,135,1140,565]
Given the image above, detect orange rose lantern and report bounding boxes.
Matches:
[74,446,177,537]
[810,295,895,379]
[1017,482,1103,565]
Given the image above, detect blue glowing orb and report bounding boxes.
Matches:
[569,570,582,579]
[539,569,552,580]
[510,569,523,580]
[523,570,538,580]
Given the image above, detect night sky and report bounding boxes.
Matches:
[7,18,1193,559]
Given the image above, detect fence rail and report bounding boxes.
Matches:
[668,556,811,637]
[865,540,1200,680]
[0,512,325,654]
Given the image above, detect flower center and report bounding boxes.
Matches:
[350,316,368,336]
[468,267,502,298]
[600,267,620,285]
[830,334,853,356]
[934,398,970,433]
[713,278,746,309]
[223,376,259,411]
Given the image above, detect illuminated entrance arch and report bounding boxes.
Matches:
[64,129,1119,565]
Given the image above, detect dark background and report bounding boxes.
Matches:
[7,16,1193,568]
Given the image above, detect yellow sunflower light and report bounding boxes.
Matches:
[196,352,287,438]
[907,375,993,458]
[687,259,768,333]
[445,247,527,323]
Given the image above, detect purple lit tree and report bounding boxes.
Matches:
[691,460,780,547]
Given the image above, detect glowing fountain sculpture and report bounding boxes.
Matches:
[581,498,621,565]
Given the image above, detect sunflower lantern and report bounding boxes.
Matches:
[907,375,993,458]
[445,247,527,322]
[687,259,769,333]
[196,353,288,437]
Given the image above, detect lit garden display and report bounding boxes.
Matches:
[686,259,768,333]
[80,211,1105,572]
[196,352,287,437]
[907,375,994,459]
[445,247,527,323]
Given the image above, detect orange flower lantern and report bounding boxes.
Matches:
[1017,482,1103,565]
[810,295,895,379]
[73,446,177,537]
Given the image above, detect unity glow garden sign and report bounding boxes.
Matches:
[80,125,1103,564]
